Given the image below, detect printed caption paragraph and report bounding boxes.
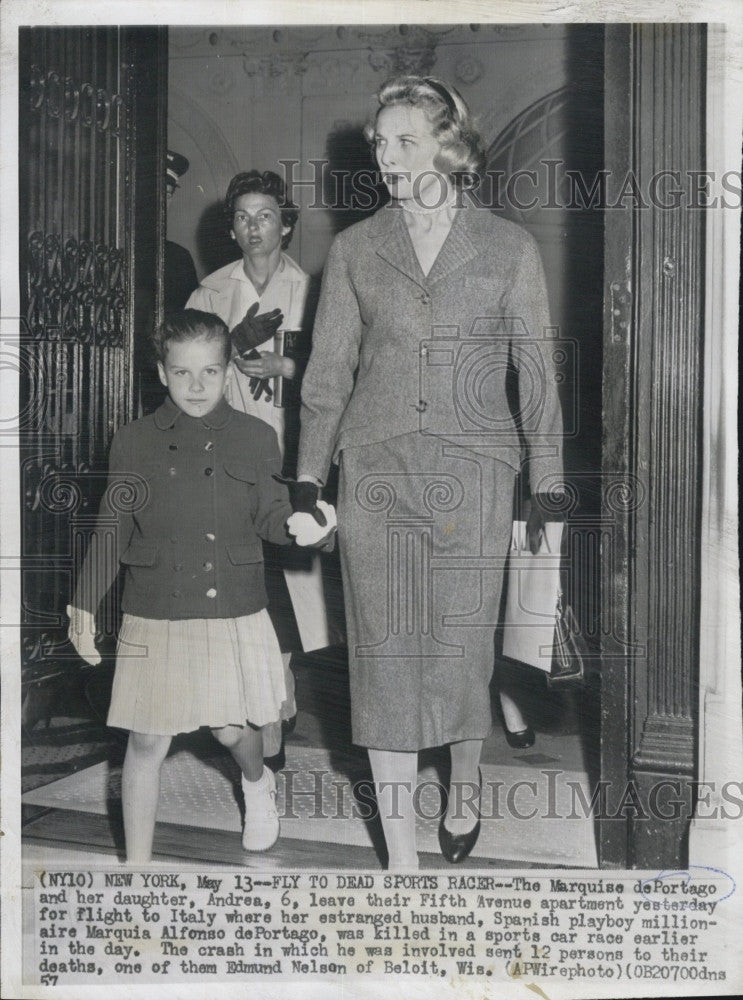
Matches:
[32,867,735,987]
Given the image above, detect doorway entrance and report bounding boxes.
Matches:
[18,23,709,871]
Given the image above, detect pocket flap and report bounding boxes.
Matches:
[121,543,158,567]
[223,461,257,484]
[226,541,264,565]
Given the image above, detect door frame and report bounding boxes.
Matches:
[599,23,706,868]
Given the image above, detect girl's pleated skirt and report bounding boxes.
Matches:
[108,611,286,736]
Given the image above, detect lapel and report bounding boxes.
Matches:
[369,205,424,286]
[368,203,482,287]
[425,205,481,286]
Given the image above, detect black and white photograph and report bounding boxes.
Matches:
[1,1,741,997]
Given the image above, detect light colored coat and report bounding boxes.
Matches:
[187,253,309,438]
[298,204,563,495]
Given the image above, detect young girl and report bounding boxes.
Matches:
[67,309,333,864]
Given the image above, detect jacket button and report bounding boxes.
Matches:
[203,561,213,572]
[419,292,431,305]
[205,532,215,542]
[413,400,428,413]
[206,588,217,599]
[205,467,213,476]
[169,467,177,476]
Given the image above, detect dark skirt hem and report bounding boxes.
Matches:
[351,722,494,754]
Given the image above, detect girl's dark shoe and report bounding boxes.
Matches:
[504,725,535,749]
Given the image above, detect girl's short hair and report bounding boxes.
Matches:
[152,309,231,365]
[224,170,299,249]
[364,75,486,188]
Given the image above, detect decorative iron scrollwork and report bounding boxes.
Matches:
[27,64,124,136]
[63,75,80,120]
[24,459,93,514]
[21,27,137,695]
[26,231,127,345]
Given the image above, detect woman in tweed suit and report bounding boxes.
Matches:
[297,76,563,868]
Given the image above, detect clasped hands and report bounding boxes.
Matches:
[275,477,337,549]
[231,303,294,400]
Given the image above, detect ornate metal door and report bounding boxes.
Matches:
[18,27,166,722]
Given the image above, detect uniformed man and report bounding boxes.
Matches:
[165,150,198,313]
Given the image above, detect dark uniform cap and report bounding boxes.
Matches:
[166,150,190,190]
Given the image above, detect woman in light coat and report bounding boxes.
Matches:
[297,76,563,868]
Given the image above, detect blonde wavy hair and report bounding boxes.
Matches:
[364,75,485,188]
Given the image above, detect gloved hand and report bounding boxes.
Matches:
[66,604,101,666]
[235,348,273,401]
[273,475,327,527]
[526,493,564,555]
[231,302,283,355]
[287,501,337,548]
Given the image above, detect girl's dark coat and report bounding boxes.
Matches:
[74,396,293,620]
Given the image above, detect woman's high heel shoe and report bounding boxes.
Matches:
[504,725,535,750]
[438,817,481,864]
[438,770,481,864]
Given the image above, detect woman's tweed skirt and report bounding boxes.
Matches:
[337,432,515,751]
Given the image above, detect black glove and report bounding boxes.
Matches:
[273,475,327,527]
[238,348,273,401]
[231,302,283,354]
[526,492,565,555]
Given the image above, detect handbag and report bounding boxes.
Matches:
[547,588,588,688]
[501,520,586,687]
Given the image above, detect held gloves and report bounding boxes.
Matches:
[239,348,273,401]
[231,302,283,354]
[231,303,284,401]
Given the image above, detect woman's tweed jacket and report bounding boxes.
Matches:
[298,203,563,493]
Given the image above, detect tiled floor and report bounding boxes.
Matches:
[22,648,600,869]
